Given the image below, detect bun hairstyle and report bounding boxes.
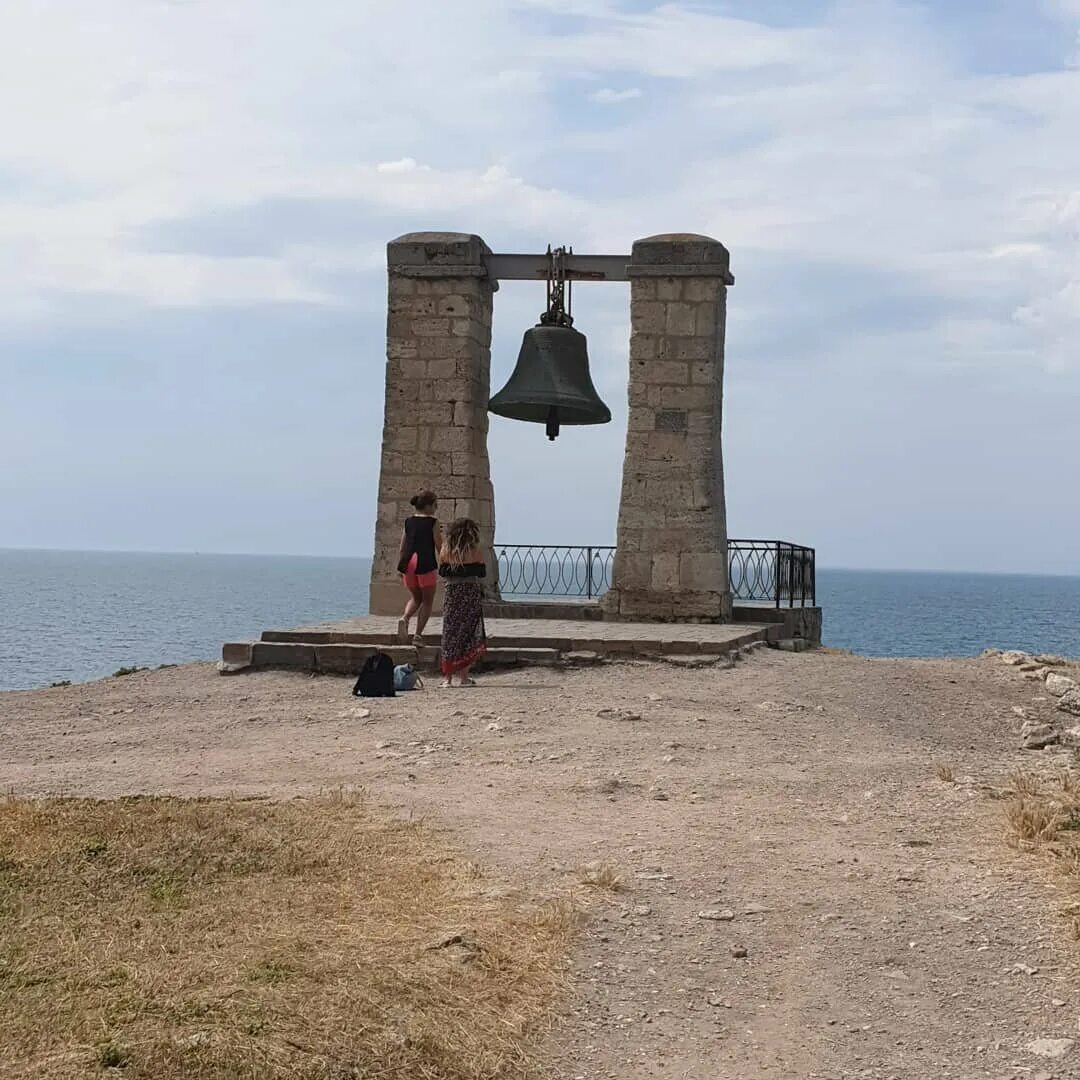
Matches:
[410,490,437,511]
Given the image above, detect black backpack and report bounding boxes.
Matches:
[352,652,396,698]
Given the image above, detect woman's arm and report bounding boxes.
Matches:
[398,527,408,565]
[433,521,444,556]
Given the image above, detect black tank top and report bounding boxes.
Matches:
[403,516,438,574]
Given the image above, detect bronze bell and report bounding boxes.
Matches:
[488,323,611,440]
[488,244,611,440]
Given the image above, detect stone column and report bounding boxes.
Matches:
[603,233,734,622]
[368,232,499,616]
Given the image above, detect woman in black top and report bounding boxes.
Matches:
[397,490,442,646]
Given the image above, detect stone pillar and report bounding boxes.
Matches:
[368,232,499,616]
[603,234,734,622]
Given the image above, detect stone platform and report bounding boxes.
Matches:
[221,614,780,676]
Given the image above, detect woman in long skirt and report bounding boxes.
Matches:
[437,518,487,688]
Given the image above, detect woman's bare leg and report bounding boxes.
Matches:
[401,587,422,638]
[415,585,437,638]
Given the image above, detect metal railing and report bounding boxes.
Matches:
[727,540,816,608]
[493,544,615,599]
[493,540,816,608]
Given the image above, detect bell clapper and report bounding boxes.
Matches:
[545,406,560,441]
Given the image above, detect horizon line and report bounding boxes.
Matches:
[2,545,1079,581]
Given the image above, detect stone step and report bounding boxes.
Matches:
[221,640,563,676]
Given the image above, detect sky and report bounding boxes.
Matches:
[1,0,1079,575]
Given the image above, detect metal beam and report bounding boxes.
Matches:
[485,253,631,283]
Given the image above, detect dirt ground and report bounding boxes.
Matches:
[3,650,1080,1079]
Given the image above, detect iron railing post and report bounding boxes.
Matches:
[586,546,594,599]
[775,542,782,609]
[787,545,796,609]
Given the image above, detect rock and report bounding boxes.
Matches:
[1061,726,1080,747]
[707,996,732,1008]
[1019,662,1044,672]
[1012,706,1028,719]
[698,909,736,922]
[485,722,503,732]
[1046,673,1079,698]
[731,946,748,958]
[1011,962,1039,976]
[1057,690,1080,718]
[647,787,670,801]
[564,651,602,665]
[1000,650,1032,666]
[598,708,643,722]
[981,648,1003,658]
[1037,654,1068,666]
[632,905,652,917]
[1024,1037,1075,1059]
[1022,725,1059,750]
[216,660,249,675]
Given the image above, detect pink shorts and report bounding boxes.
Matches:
[402,554,437,590]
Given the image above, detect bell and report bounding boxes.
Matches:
[488,323,612,440]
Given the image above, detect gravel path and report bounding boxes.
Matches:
[3,650,1079,1079]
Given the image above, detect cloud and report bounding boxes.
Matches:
[2,0,1080,568]
[589,87,644,104]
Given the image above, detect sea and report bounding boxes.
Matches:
[1,548,1079,693]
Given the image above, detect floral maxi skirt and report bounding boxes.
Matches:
[440,581,487,675]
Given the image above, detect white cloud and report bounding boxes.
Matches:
[588,87,644,104]
[0,0,1077,373]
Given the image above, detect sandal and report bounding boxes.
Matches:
[457,676,477,687]
[439,678,454,689]
[412,634,425,648]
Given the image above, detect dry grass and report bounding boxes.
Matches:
[576,862,624,892]
[1003,769,1080,897]
[0,793,576,1080]
[934,763,956,784]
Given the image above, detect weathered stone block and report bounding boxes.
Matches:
[629,300,666,334]
[436,294,475,316]
[660,385,714,410]
[412,317,453,337]
[418,338,474,360]
[429,426,476,453]
[389,296,437,317]
[614,552,652,585]
[695,302,720,337]
[656,277,682,301]
[388,340,420,361]
[660,337,714,362]
[629,335,659,361]
[631,233,731,272]
[690,360,715,384]
[680,552,728,592]
[652,406,686,432]
[683,278,724,303]
[221,642,253,666]
[251,642,316,670]
[651,553,681,591]
[384,426,419,451]
[665,302,697,336]
[644,360,690,385]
